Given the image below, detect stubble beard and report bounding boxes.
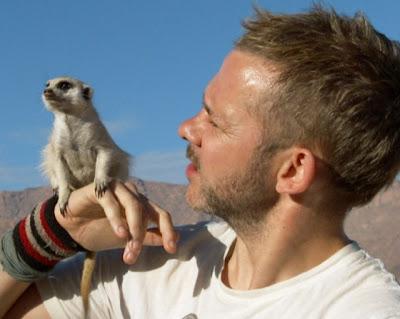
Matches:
[186,144,279,235]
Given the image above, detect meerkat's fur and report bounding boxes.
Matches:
[41,76,131,317]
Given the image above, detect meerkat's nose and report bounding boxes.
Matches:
[43,88,55,98]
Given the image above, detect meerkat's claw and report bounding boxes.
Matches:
[58,191,71,217]
[59,202,69,217]
[95,180,109,198]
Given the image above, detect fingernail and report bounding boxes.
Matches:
[131,240,141,251]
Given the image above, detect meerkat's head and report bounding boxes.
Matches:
[42,77,94,115]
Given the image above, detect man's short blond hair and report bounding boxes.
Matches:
[236,5,400,208]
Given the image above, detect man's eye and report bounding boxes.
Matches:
[209,120,218,128]
[57,81,72,90]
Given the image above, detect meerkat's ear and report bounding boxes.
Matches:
[82,86,93,100]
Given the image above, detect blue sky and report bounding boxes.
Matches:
[1,0,399,190]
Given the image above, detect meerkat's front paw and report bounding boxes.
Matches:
[95,177,112,198]
[58,188,72,217]
[59,201,68,217]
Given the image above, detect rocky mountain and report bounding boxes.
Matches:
[0,178,399,280]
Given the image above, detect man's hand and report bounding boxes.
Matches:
[55,181,178,264]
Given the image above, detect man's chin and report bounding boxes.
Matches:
[185,187,208,212]
[185,193,203,211]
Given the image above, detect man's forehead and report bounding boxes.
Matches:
[228,50,276,78]
[205,50,278,112]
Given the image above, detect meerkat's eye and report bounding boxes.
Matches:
[45,82,50,88]
[57,81,73,91]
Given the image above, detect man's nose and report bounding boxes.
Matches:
[178,115,202,146]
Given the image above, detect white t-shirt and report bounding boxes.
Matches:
[37,221,400,319]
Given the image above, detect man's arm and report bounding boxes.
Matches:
[0,181,178,317]
[0,271,50,318]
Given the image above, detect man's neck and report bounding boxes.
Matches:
[221,204,350,290]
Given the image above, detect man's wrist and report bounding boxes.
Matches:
[0,195,86,281]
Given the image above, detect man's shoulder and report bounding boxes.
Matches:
[325,244,400,318]
[327,285,400,318]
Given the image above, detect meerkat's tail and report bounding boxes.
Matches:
[81,251,97,318]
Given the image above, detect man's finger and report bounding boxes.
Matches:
[124,181,140,196]
[148,202,178,254]
[96,185,129,239]
[113,182,146,256]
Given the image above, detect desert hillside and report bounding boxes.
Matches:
[0,178,399,280]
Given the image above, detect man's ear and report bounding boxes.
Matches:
[275,147,316,194]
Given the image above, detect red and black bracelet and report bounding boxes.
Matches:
[0,195,86,280]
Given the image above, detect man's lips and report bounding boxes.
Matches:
[185,146,199,178]
[186,163,198,178]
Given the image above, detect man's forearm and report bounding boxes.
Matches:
[0,195,82,318]
[0,270,31,317]
[0,182,178,316]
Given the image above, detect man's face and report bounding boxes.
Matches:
[178,50,279,230]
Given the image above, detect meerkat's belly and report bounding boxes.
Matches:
[62,148,97,188]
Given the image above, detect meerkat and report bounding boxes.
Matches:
[41,76,131,317]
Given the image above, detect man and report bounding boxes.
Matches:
[1,5,400,318]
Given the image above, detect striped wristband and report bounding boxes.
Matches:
[0,195,86,281]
